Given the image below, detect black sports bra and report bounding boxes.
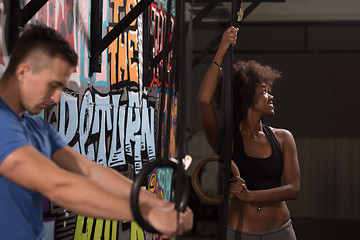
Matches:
[232,124,283,190]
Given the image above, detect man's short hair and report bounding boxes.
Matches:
[4,24,78,75]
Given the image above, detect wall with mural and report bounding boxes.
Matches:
[0,0,178,239]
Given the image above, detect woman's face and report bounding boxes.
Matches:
[250,82,275,116]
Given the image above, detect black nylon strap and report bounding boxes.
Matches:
[218,47,233,240]
[218,0,242,239]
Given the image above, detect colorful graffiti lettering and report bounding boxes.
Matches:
[155,89,178,158]
[51,89,157,172]
[74,215,118,239]
[108,0,140,86]
[149,3,175,89]
[148,168,174,240]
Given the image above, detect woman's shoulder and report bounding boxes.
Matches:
[267,125,294,142]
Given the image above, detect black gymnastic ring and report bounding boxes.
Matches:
[130,157,190,233]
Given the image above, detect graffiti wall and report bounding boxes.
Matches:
[0,0,178,239]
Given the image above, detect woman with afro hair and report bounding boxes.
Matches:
[198,26,300,240]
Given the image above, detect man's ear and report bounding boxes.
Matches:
[15,63,31,83]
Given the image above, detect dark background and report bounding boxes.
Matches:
[180,1,360,239]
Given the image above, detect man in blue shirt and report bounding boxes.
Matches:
[0,24,192,239]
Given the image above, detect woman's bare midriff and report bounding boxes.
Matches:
[228,197,290,233]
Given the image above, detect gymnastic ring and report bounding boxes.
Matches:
[191,154,240,205]
[130,157,190,233]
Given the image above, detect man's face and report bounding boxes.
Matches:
[18,56,73,115]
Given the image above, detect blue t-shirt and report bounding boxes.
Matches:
[0,98,67,239]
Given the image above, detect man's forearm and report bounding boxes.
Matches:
[87,161,171,208]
